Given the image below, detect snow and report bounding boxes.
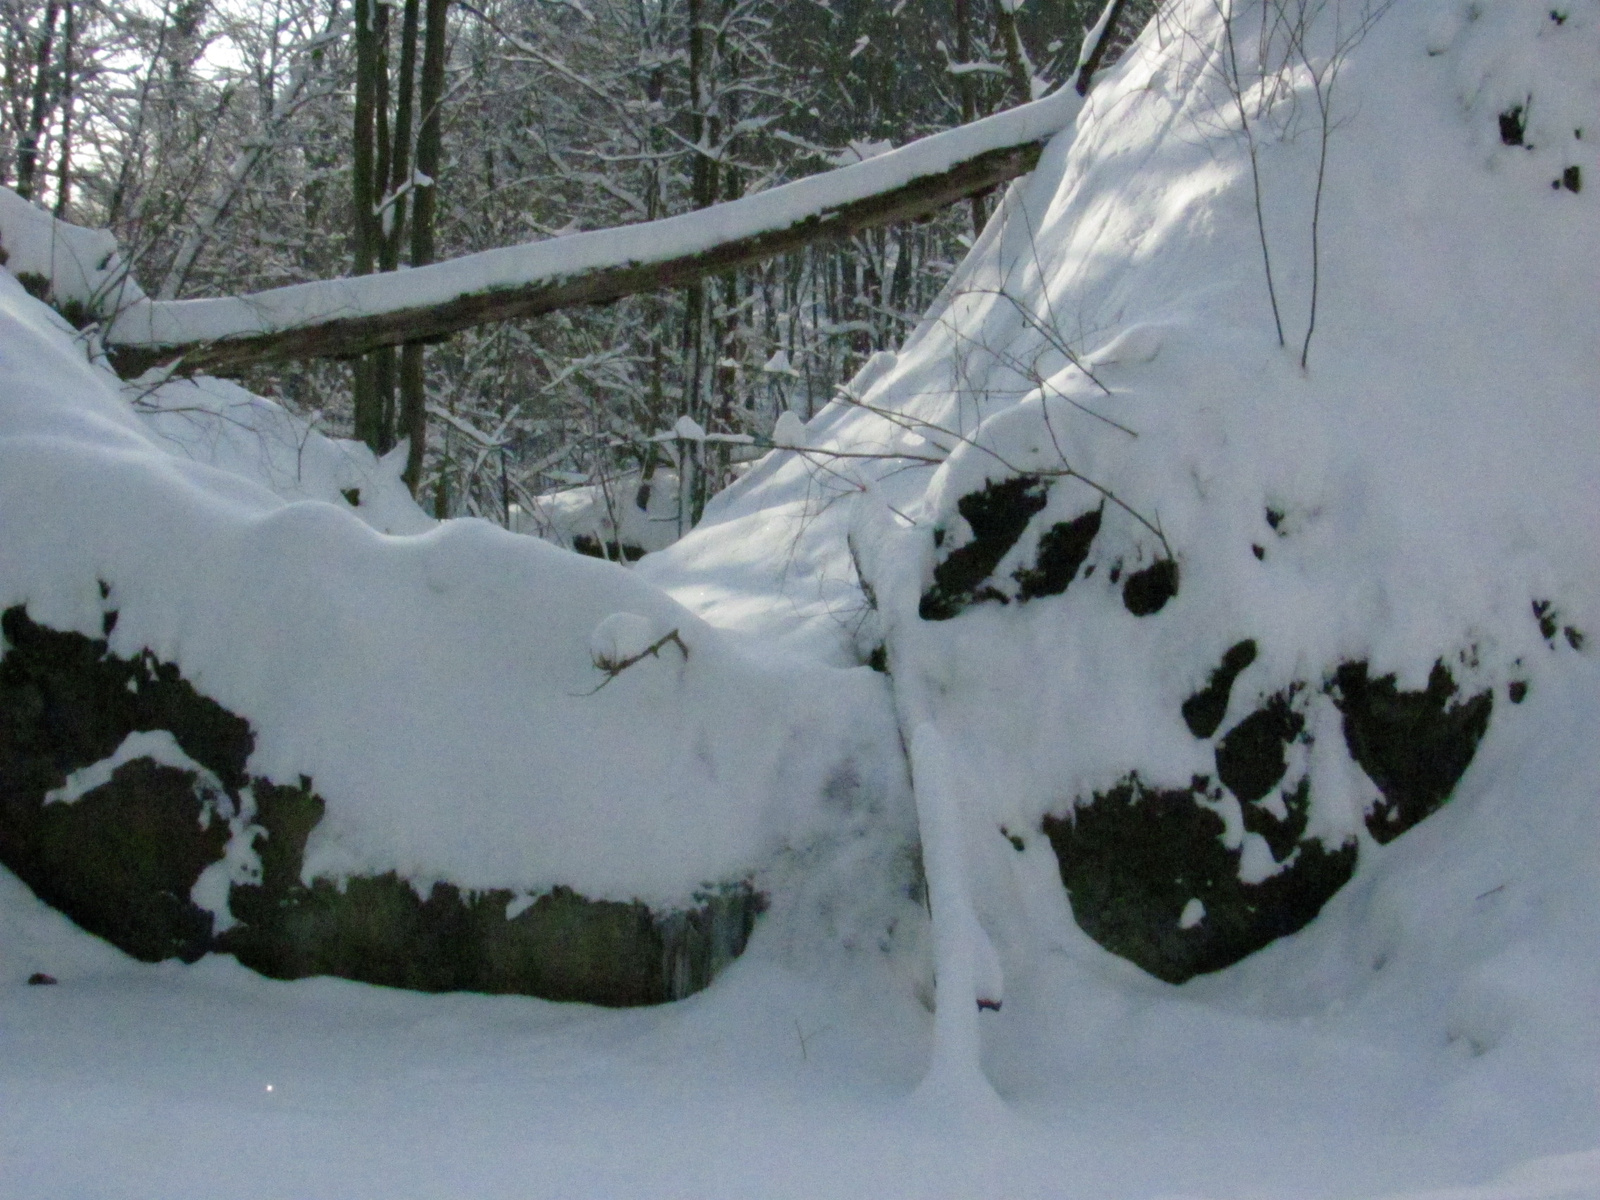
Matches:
[1177,896,1205,929]
[128,372,436,535]
[44,729,216,805]
[4,0,1600,1195]
[516,466,685,556]
[770,409,808,448]
[587,610,673,670]
[0,186,145,319]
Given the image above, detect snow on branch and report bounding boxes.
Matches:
[101,90,1084,378]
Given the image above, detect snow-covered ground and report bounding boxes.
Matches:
[2,0,1598,1195]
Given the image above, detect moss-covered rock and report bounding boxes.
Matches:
[572,535,647,563]
[919,475,1109,620]
[920,474,1050,620]
[0,603,245,961]
[1042,647,1491,983]
[1013,506,1103,601]
[1332,660,1492,844]
[0,602,759,1005]
[1042,774,1356,984]
[1181,640,1258,739]
[1213,689,1304,804]
[1121,557,1179,616]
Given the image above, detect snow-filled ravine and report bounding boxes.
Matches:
[3,0,1599,1196]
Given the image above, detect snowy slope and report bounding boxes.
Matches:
[638,0,1600,1179]
[2,0,1599,1195]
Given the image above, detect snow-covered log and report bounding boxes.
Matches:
[100,94,1080,377]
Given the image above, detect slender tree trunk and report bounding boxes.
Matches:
[351,0,382,450]
[1074,0,1132,96]
[953,0,987,235]
[399,0,447,495]
[51,0,73,218]
[995,3,1032,108]
[382,0,420,272]
[370,0,398,450]
[15,0,60,201]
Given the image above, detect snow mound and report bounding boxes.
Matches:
[0,265,908,913]
[127,372,435,535]
[638,0,1600,1169]
[0,187,145,325]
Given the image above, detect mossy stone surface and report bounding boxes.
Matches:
[0,602,758,1005]
[1013,507,1102,601]
[1121,558,1179,616]
[1042,774,1356,984]
[1213,690,1304,804]
[920,475,1049,620]
[1333,661,1492,844]
[1181,640,1258,739]
[0,604,243,961]
[1042,646,1490,983]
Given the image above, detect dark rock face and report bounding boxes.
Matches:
[1181,640,1258,739]
[1121,558,1179,616]
[0,604,246,962]
[1214,690,1304,804]
[918,473,1180,621]
[1332,661,1492,844]
[1043,644,1491,984]
[919,473,1112,621]
[920,475,1050,620]
[1042,774,1356,985]
[572,535,646,563]
[1013,507,1103,602]
[0,603,758,1005]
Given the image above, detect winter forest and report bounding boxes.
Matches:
[0,0,1597,1195]
[0,0,1136,529]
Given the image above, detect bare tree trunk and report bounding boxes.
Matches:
[1074,0,1133,96]
[371,0,398,450]
[15,0,60,201]
[399,0,447,495]
[953,0,990,235]
[382,0,420,273]
[51,0,73,217]
[351,0,383,451]
[995,2,1032,108]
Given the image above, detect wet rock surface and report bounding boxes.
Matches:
[0,603,758,1005]
[1121,558,1179,616]
[1214,690,1304,804]
[1013,507,1103,602]
[1182,640,1258,739]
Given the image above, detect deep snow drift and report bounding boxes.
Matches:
[3,0,1599,1196]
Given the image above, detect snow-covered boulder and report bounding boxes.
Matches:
[0,268,911,1005]
[643,0,1599,988]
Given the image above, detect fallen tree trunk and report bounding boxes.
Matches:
[24,0,1139,380]
[104,98,1073,378]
